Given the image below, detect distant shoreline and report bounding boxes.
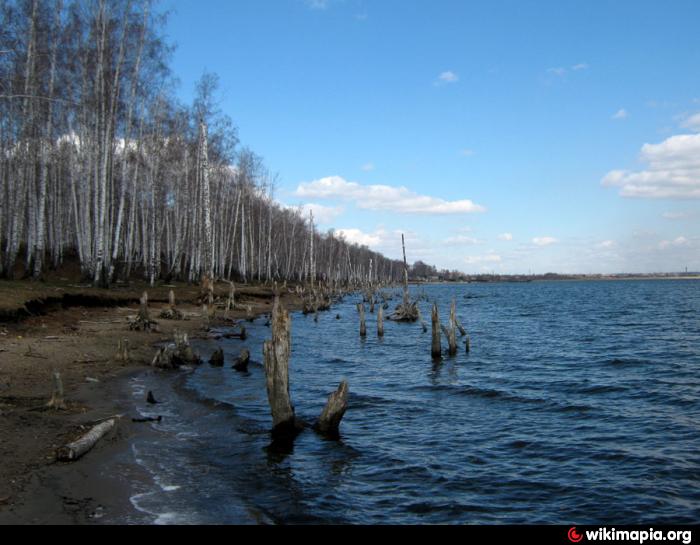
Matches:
[409,274,700,285]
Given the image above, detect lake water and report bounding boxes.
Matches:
[122,280,700,524]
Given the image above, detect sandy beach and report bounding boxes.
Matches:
[0,280,300,524]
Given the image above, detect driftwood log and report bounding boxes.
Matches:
[263,296,298,438]
[314,380,349,437]
[57,418,117,461]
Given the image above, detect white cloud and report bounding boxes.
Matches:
[572,63,589,71]
[336,228,384,247]
[498,232,513,241]
[597,240,616,249]
[297,203,344,225]
[547,67,567,77]
[602,133,700,199]
[444,235,480,245]
[532,236,558,246]
[436,71,459,85]
[463,254,502,265]
[612,109,628,120]
[296,176,486,215]
[662,211,694,220]
[681,112,700,132]
[361,162,375,172]
[658,236,689,249]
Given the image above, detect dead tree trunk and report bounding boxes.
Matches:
[440,300,458,356]
[314,380,349,437]
[233,348,250,371]
[263,296,297,438]
[431,303,441,359]
[359,303,367,337]
[377,306,384,338]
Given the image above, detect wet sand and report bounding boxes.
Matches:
[0,281,300,524]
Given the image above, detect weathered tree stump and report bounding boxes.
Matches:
[359,303,367,337]
[46,371,67,410]
[263,296,298,439]
[151,331,202,369]
[129,291,159,332]
[224,282,235,319]
[114,339,130,363]
[431,303,442,359]
[57,418,117,461]
[160,290,184,320]
[314,380,349,438]
[440,300,458,356]
[377,306,384,337]
[232,348,250,371]
[209,347,224,367]
[146,390,159,404]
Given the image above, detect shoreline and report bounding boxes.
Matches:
[0,281,302,524]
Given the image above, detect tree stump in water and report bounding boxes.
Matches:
[377,306,384,338]
[263,296,298,439]
[233,348,250,371]
[431,303,442,359]
[440,300,458,356]
[151,331,202,369]
[359,303,367,337]
[314,380,349,438]
[209,347,224,367]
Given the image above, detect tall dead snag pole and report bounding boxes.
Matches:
[431,303,441,359]
[359,303,367,337]
[388,234,419,322]
[263,296,297,438]
[377,306,384,338]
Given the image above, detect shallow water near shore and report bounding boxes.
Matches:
[121,280,700,524]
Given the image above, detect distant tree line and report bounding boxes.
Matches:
[0,0,408,286]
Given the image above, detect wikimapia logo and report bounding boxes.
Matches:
[567,527,693,544]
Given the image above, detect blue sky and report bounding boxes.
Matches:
[163,0,700,274]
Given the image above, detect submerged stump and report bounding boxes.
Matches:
[431,303,442,359]
[209,347,225,367]
[314,380,349,438]
[233,348,250,372]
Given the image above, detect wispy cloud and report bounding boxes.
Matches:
[435,71,459,85]
[304,0,331,9]
[532,236,558,247]
[459,148,475,157]
[612,108,629,120]
[681,112,700,132]
[361,162,375,172]
[572,62,589,71]
[498,233,513,241]
[546,63,589,77]
[602,133,700,199]
[296,176,486,215]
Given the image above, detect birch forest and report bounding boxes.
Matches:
[0,0,406,287]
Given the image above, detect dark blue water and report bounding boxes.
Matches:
[125,280,700,524]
